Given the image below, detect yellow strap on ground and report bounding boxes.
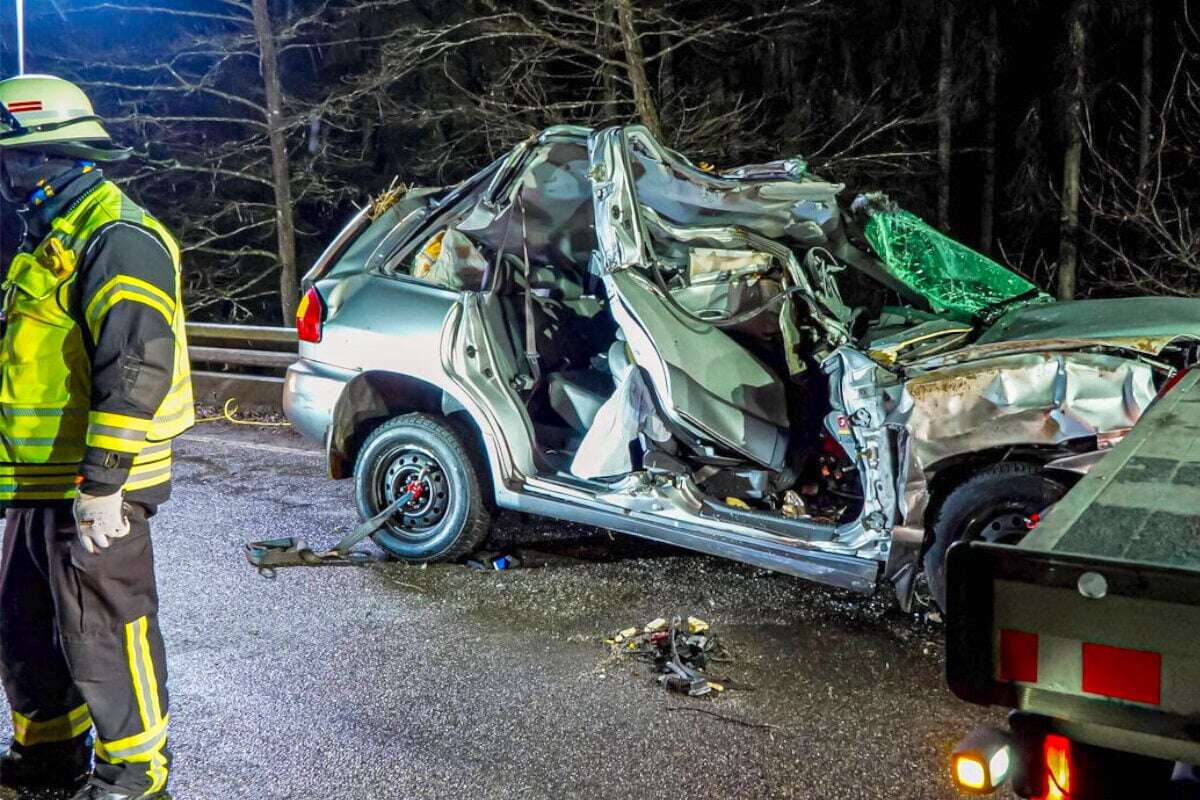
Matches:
[195,398,291,427]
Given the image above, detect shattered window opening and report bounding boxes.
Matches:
[863,209,1051,322]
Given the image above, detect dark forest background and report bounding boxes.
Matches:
[0,0,1195,323]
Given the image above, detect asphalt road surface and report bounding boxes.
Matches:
[0,422,1000,800]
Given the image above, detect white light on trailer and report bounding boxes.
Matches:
[988,746,1010,786]
[951,726,1015,794]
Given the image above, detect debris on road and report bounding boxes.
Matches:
[466,550,523,571]
[606,615,741,697]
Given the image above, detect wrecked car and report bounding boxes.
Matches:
[283,125,1200,610]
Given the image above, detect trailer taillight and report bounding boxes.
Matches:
[1040,734,1072,800]
[296,286,325,343]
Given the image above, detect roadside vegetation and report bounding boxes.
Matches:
[4,0,1196,322]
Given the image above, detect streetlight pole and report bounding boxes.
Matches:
[16,0,25,74]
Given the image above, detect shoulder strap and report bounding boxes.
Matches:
[518,193,541,386]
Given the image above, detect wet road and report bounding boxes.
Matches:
[1,423,999,799]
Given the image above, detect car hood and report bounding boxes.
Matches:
[976,297,1200,355]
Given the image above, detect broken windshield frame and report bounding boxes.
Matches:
[862,208,1050,323]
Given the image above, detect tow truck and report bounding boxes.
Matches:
[944,367,1200,799]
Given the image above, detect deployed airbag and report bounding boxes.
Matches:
[413,228,487,291]
[570,353,669,479]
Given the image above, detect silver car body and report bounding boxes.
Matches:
[285,125,1200,603]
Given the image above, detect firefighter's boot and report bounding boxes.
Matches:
[0,735,93,791]
[70,778,170,800]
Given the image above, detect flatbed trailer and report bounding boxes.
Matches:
[945,368,1200,798]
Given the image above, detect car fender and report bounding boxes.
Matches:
[323,301,529,505]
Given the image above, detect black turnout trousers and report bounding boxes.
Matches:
[0,503,170,794]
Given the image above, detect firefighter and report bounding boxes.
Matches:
[0,75,192,800]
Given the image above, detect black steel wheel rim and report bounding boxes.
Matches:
[967,505,1036,546]
[377,446,450,536]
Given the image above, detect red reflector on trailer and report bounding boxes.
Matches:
[1081,643,1161,705]
[999,629,1039,683]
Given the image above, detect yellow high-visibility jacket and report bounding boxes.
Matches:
[0,179,192,502]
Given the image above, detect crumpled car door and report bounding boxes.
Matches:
[587,127,790,471]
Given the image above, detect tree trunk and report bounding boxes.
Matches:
[979,1,999,253]
[599,0,621,120]
[614,0,662,139]
[936,0,954,231]
[1057,0,1089,301]
[1137,0,1154,193]
[251,0,300,322]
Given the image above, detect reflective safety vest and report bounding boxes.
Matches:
[0,182,193,501]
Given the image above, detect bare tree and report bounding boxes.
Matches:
[1137,0,1155,191]
[1080,19,1199,296]
[36,0,412,321]
[614,0,661,137]
[339,0,817,173]
[251,0,300,319]
[936,0,954,230]
[979,0,999,252]
[1057,0,1090,300]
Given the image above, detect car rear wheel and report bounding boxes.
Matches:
[923,462,1067,612]
[354,413,491,562]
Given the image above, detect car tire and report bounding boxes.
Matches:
[923,462,1067,612]
[353,413,491,562]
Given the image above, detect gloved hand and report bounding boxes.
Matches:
[73,491,130,553]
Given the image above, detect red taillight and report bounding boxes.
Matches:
[296,286,325,343]
[1040,734,1073,800]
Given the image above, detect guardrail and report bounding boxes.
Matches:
[186,322,298,413]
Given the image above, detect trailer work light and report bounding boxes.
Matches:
[954,753,988,791]
[951,727,1014,794]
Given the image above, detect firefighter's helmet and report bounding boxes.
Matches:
[0,75,131,161]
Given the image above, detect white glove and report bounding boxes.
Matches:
[73,491,131,553]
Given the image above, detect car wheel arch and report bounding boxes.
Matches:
[919,445,1084,552]
[327,370,495,492]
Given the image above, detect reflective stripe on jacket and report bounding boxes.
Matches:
[0,181,193,501]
